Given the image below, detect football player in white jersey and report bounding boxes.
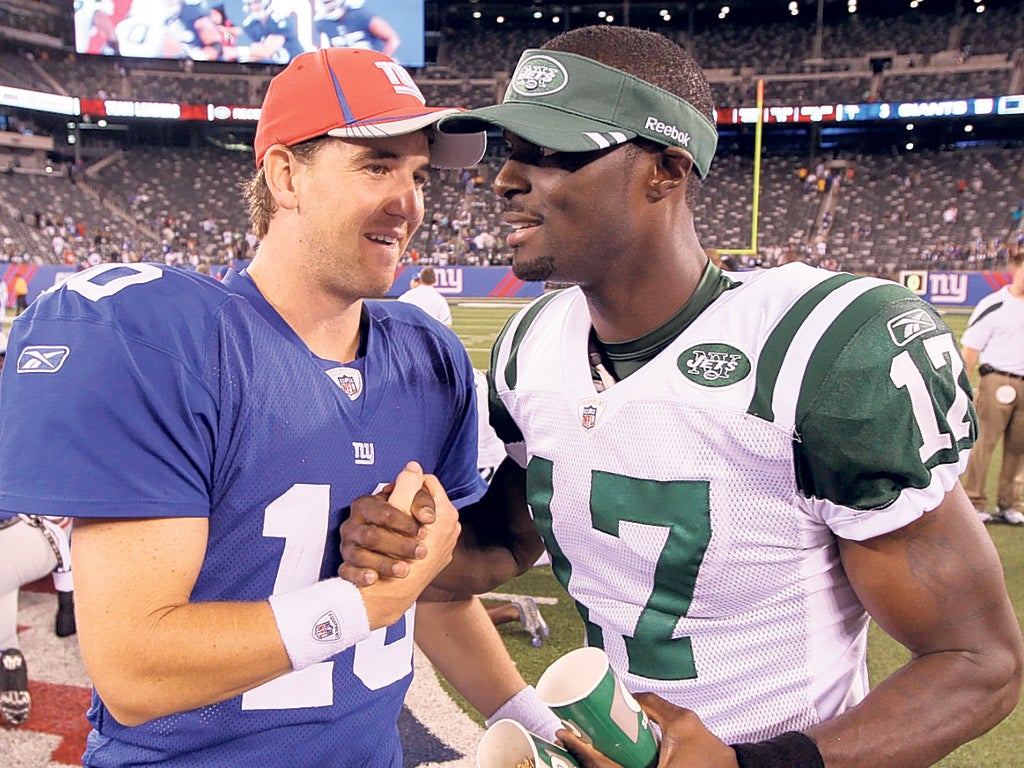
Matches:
[340,25,1023,768]
[114,0,190,59]
[74,0,119,55]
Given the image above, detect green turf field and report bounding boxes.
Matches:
[447,299,1023,768]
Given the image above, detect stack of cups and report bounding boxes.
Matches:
[477,719,580,768]
[477,647,659,768]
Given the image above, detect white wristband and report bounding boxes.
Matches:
[52,570,74,592]
[268,578,370,671]
[485,685,564,744]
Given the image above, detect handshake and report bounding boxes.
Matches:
[479,647,658,768]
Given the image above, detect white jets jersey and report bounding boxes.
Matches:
[489,263,975,744]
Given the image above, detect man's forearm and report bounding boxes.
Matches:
[415,597,528,717]
[807,647,1021,768]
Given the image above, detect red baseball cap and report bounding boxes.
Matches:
[254,48,486,170]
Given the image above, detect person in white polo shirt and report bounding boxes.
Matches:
[397,266,452,328]
[961,251,1024,525]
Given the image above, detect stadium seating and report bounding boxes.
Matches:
[0,2,1021,273]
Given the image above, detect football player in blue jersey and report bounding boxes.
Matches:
[314,0,400,59]
[0,47,559,767]
[239,0,307,63]
[340,26,1024,768]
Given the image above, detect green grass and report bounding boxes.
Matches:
[443,299,1023,765]
[450,300,531,369]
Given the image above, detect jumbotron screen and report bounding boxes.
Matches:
[73,0,427,68]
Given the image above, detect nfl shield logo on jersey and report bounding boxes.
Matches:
[578,397,604,431]
[326,366,364,400]
[312,611,341,643]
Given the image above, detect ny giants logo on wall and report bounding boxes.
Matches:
[900,270,969,304]
[432,268,464,295]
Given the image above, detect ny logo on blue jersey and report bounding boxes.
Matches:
[353,442,375,465]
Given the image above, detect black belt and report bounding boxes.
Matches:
[979,364,1024,381]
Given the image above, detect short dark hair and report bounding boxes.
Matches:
[541,27,715,129]
[541,26,714,205]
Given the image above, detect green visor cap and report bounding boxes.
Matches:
[438,49,718,178]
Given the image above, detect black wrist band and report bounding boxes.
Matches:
[732,731,825,768]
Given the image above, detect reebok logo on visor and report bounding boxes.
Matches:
[645,116,691,147]
[511,55,569,96]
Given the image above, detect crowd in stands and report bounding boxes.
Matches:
[2,4,1023,109]
[2,140,1021,279]
[0,2,1023,276]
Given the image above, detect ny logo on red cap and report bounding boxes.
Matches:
[374,60,425,103]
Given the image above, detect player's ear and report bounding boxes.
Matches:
[646,145,691,202]
[262,144,302,211]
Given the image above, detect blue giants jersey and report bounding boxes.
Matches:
[0,264,487,767]
[315,8,379,51]
[243,13,305,63]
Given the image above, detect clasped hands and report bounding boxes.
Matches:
[338,461,461,627]
[337,464,740,768]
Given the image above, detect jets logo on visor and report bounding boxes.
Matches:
[511,55,569,97]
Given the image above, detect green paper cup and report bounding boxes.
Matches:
[536,647,658,768]
[477,718,581,768]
